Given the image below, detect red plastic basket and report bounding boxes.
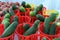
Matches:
[0,24,4,36]
[25,8,30,16]
[30,17,37,24]
[18,16,31,24]
[40,34,51,40]
[15,23,39,40]
[39,23,60,40]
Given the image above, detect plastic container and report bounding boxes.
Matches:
[40,34,51,40]
[39,23,60,40]
[0,24,4,36]
[18,16,31,24]
[30,17,37,24]
[14,8,30,16]
[15,23,39,40]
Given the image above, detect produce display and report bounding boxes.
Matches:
[0,1,59,40]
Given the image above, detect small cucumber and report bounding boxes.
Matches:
[2,10,7,15]
[21,1,26,7]
[36,14,45,22]
[2,18,10,24]
[9,8,14,16]
[34,7,39,13]
[19,6,25,12]
[38,4,43,11]
[49,22,56,35]
[12,3,17,10]
[23,20,40,36]
[1,21,18,38]
[12,16,18,22]
[26,4,31,8]
[3,21,10,29]
[42,37,47,40]
[43,18,50,34]
[29,11,36,17]
[23,23,30,32]
[4,13,10,19]
[49,13,56,22]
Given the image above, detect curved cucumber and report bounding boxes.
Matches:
[49,22,56,35]
[23,20,40,36]
[23,23,30,32]
[43,18,50,34]
[1,21,18,38]
[36,14,45,22]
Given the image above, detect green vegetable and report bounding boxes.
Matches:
[12,3,17,10]
[2,18,10,24]
[36,14,45,22]
[29,11,36,17]
[4,13,10,19]
[19,6,25,12]
[38,4,43,11]
[2,10,7,15]
[23,20,40,36]
[26,4,31,8]
[9,8,14,16]
[43,18,50,34]
[42,37,47,40]
[23,23,30,32]
[49,22,56,35]
[12,16,18,22]
[34,7,39,13]
[3,21,10,29]
[49,13,56,22]
[21,1,26,7]
[1,21,18,38]
[53,38,60,40]
[56,22,60,26]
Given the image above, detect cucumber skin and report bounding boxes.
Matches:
[1,21,18,38]
[42,37,47,40]
[23,23,30,32]
[9,8,14,16]
[49,23,56,35]
[49,13,56,22]
[12,16,18,22]
[23,20,40,36]
[43,18,50,34]
[36,14,45,22]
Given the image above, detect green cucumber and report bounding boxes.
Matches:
[38,4,43,11]
[2,18,10,24]
[49,13,56,22]
[9,8,14,16]
[26,4,31,8]
[23,23,30,32]
[21,1,26,7]
[12,16,18,22]
[1,21,18,38]
[49,22,56,35]
[12,3,17,10]
[42,37,47,40]
[29,11,36,17]
[2,10,7,15]
[4,13,10,19]
[43,18,50,34]
[34,7,39,13]
[3,21,10,29]
[19,6,25,12]
[23,20,40,36]
[36,14,45,22]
